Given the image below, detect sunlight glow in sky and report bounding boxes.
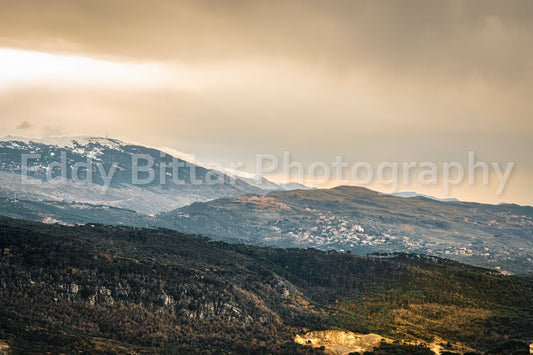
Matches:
[0,0,531,205]
[0,47,187,89]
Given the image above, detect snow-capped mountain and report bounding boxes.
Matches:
[154,146,311,191]
[0,136,299,213]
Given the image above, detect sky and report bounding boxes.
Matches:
[0,0,532,205]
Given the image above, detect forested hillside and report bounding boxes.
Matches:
[0,216,531,354]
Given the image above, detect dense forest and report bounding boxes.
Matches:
[0,216,531,354]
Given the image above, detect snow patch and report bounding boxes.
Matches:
[0,135,125,150]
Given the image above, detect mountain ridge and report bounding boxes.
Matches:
[159,185,533,274]
[1,180,531,273]
[0,136,271,213]
[1,137,532,274]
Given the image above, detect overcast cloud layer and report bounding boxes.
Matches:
[0,0,531,205]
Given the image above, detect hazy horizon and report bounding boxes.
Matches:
[0,0,532,205]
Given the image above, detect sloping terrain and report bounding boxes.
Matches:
[159,186,533,274]
[0,216,531,353]
[0,197,156,227]
[0,136,267,213]
[1,183,532,274]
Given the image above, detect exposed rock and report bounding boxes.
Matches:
[294,330,391,354]
[0,340,10,355]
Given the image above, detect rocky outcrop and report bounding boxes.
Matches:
[0,340,10,355]
[294,330,391,354]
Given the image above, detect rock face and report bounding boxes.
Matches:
[294,330,390,354]
[0,340,10,355]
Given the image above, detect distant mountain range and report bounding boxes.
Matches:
[391,191,460,202]
[1,136,532,274]
[0,136,307,214]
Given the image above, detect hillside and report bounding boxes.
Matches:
[0,136,268,214]
[0,187,533,274]
[0,216,531,353]
[0,197,156,227]
[1,184,532,275]
[159,186,533,274]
